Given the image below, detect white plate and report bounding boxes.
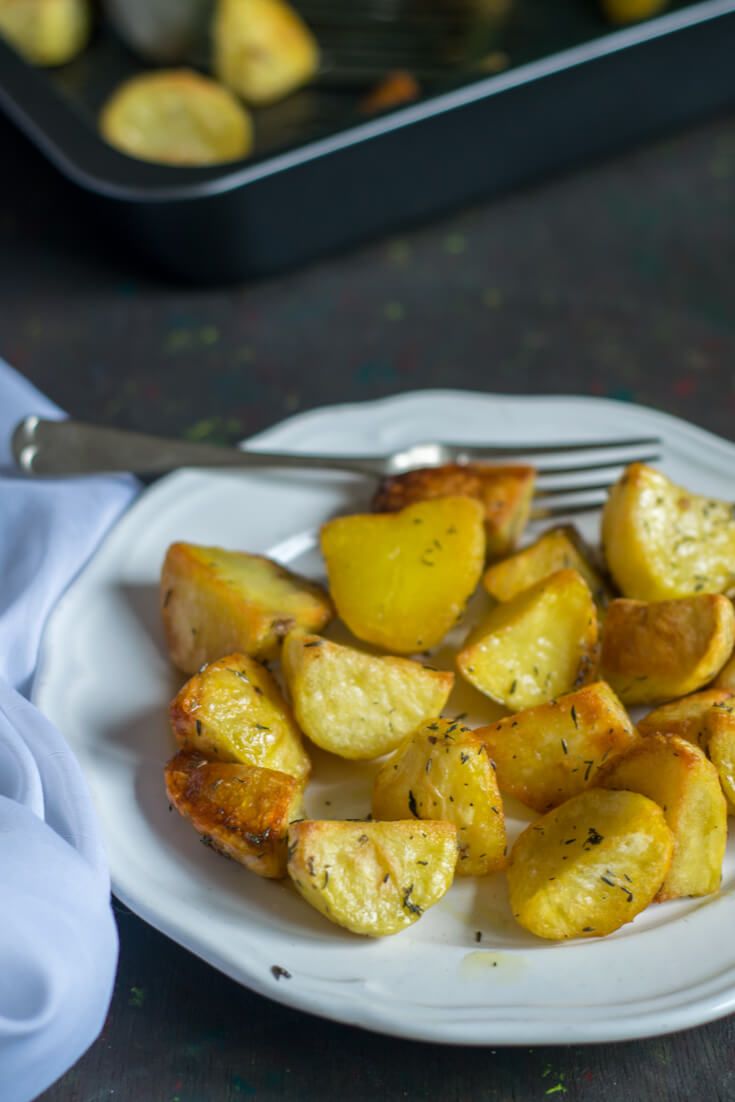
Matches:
[34,390,735,1045]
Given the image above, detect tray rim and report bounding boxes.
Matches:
[1,0,733,202]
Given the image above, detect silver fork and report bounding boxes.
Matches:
[11,416,661,519]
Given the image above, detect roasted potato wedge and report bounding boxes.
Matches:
[320,496,486,654]
[281,631,453,760]
[372,464,535,559]
[456,568,598,711]
[287,819,458,936]
[372,718,506,876]
[483,525,609,608]
[638,690,735,814]
[169,652,311,780]
[213,0,319,106]
[713,652,735,693]
[161,541,332,672]
[601,463,735,601]
[0,0,89,65]
[477,681,637,812]
[165,750,303,878]
[600,734,727,900]
[637,689,735,742]
[600,595,735,706]
[507,788,673,940]
[100,70,253,166]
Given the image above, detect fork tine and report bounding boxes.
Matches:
[532,451,661,478]
[530,495,609,521]
[450,436,661,462]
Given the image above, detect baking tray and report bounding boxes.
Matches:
[0,0,733,282]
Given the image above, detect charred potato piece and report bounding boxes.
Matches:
[320,496,486,654]
[601,463,735,601]
[287,819,458,936]
[483,525,609,608]
[372,718,506,876]
[100,70,253,166]
[161,541,332,672]
[600,595,735,706]
[372,464,535,559]
[457,569,598,711]
[477,681,637,813]
[213,0,318,106]
[169,652,310,780]
[281,631,453,760]
[0,0,89,65]
[165,750,303,878]
[507,788,673,940]
[639,690,735,814]
[600,734,727,900]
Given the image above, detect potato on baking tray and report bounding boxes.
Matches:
[638,690,735,814]
[599,734,727,900]
[100,70,253,166]
[507,788,673,940]
[165,749,303,878]
[320,495,486,654]
[169,652,311,781]
[161,541,332,672]
[483,524,609,608]
[456,568,598,710]
[601,463,735,601]
[371,463,535,560]
[287,819,458,936]
[476,681,637,813]
[281,630,453,760]
[0,0,90,66]
[599,594,735,705]
[213,0,319,106]
[372,717,506,877]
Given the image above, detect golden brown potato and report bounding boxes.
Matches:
[161,541,332,672]
[213,0,319,106]
[287,819,458,936]
[483,525,609,608]
[637,689,735,743]
[599,595,735,706]
[713,652,735,692]
[165,750,303,878]
[100,70,253,166]
[372,463,535,559]
[169,652,311,780]
[601,463,735,601]
[320,496,486,654]
[507,789,673,940]
[599,734,727,900]
[281,631,453,760]
[456,568,598,711]
[0,0,89,65]
[372,718,506,876]
[477,681,637,812]
[638,690,735,814]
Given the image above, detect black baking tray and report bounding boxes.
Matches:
[0,0,733,282]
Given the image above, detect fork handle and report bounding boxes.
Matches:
[11,417,385,477]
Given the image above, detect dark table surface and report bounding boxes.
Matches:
[3,95,735,1102]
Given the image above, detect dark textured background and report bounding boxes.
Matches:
[2,93,735,1101]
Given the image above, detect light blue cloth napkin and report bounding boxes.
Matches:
[0,361,137,1102]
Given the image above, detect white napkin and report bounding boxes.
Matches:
[0,361,137,1102]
